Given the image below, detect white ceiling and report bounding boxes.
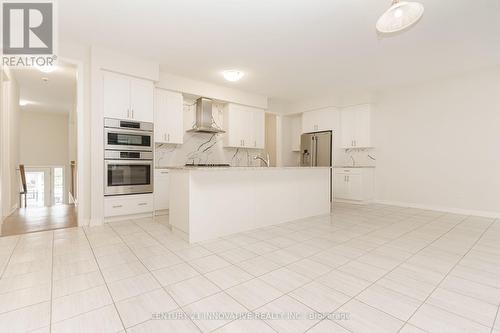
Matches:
[13,65,76,114]
[59,0,500,101]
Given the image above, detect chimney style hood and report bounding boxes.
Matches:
[186,97,225,134]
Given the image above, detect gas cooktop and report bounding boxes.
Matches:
[184,163,231,167]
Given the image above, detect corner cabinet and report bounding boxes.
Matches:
[102,71,154,122]
[341,104,371,148]
[333,168,374,203]
[223,104,265,149]
[154,89,184,144]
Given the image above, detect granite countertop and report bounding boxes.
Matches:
[156,166,334,171]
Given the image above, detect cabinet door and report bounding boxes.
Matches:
[103,71,131,120]
[333,173,349,199]
[341,110,356,148]
[252,110,265,149]
[291,115,302,151]
[165,91,184,144]
[354,106,371,147]
[302,111,317,133]
[346,174,363,201]
[223,104,243,148]
[154,170,170,211]
[130,78,154,122]
[154,89,168,143]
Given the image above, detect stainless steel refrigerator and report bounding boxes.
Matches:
[300,131,332,203]
[300,131,332,167]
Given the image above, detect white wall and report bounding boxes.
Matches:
[373,66,500,216]
[19,111,69,167]
[0,68,21,217]
[157,72,268,109]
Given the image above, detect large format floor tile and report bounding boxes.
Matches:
[0,203,499,333]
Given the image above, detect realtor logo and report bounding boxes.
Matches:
[3,2,53,54]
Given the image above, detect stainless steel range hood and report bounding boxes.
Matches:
[186,97,225,134]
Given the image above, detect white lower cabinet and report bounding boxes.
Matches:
[104,194,153,218]
[333,168,374,203]
[154,169,169,214]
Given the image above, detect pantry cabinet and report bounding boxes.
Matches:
[341,104,371,148]
[154,89,184,144]
[333,167,374,203]
[103,71,154,122]
[223,104,265,149]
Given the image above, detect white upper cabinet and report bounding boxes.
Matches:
[103,71,130,120]
[102,71,154,122]
[130,78,154,122]
[253,111,265,149]
[301,107,339,133]
[341,104,371,148]
[290,115,302,151]
[154,89,184,144]
[223,104,265,149]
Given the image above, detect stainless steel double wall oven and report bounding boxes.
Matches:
[104,118,154,196]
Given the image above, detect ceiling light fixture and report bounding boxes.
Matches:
[222,70,244,82]
[376,0,424,34]
[19,100,29,107]
[36,65,56,73]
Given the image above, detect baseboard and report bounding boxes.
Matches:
[374,200,500,219]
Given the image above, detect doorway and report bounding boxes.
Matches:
[24,166,65,207]
[0,63,79,236]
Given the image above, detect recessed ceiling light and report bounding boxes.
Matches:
[36,65,56,73]
[222,70,244,82]
[376,0,424,34]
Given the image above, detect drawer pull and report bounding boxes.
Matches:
[112,205,123,208]
[138,203,148,206]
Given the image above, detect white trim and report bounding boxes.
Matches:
[374,200,500,219]
[60,56,86,227]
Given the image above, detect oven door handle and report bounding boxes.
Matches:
[104,127,153,136]
[105,159,153,166]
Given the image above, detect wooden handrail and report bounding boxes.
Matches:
[19,164,27,208]
[70,161,77,200]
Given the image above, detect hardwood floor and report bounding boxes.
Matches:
[1,204,77,236]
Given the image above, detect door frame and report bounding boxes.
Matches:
[60,56,85,227]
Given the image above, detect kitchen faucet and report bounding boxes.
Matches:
[350,155,356,167]
[254,153,270,167]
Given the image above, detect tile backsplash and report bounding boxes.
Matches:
[155,132,264,167]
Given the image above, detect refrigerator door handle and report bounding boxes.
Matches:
[312,135,318,167]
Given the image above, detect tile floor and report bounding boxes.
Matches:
[0,203,499,333]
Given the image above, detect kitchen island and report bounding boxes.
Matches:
[166,166,331,243]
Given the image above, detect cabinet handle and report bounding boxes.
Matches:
[347,175,349,182]
[138,203,147,206]
[167,133,170,142]
[127,109,130,118]
[112,205,123,208]
[131,109,134,119]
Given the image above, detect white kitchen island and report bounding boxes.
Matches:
[166,166,331,243]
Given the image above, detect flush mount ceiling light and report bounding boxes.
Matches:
[36,65,56,73]
[19,100,29,107]
[222,70,244,82]
[376,0,424,34]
